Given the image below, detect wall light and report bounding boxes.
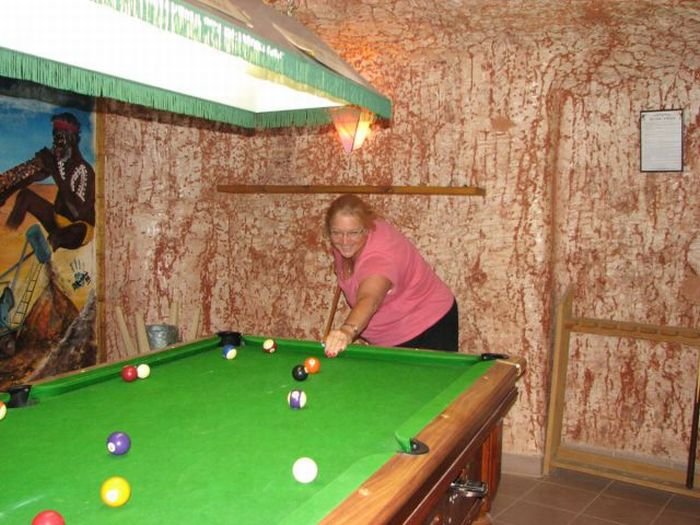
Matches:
[329,106,375,153]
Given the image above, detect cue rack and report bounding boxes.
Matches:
[544,287,700,498]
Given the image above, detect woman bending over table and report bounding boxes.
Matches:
[323,195,458,357]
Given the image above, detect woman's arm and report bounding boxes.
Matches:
[323,275,392,357]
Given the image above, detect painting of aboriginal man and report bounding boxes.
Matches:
[3,112,96,250]
[0,78,99,391]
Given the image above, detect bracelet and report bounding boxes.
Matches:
[341,322,359,336]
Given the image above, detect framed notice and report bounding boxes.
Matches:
[640,109,683,172]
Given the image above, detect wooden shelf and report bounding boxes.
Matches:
[216,184,486,196]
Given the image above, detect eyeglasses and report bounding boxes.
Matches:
[330,229,366,241]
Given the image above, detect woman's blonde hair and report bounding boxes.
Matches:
[324,195,378,235]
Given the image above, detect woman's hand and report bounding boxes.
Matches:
[324,328,353,357]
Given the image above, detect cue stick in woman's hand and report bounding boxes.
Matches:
[323,285,342,340]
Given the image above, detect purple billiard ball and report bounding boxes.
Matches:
[287,389,307,409]
[107,431,131,456]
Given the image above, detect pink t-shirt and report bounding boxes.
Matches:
[333,219,454,346]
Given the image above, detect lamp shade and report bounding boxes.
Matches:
[330,106,375,153]
[0,0,392,129]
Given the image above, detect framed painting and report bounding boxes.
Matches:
[0,77,100,390]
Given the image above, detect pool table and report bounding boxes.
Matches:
[0,333,525,524]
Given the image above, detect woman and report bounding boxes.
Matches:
[323,195,458,357]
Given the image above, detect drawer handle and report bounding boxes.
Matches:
[449,480,488,498]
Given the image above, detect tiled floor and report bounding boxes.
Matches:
[490,469,700,525]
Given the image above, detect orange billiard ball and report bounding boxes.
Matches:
[304,357,320,374]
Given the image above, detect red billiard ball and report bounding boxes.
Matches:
[32,510,65,525]
[262,339,277,353]
[121,365,138,382]
[304,357,320,374]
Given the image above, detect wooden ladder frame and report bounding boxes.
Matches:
[543,287,700,497]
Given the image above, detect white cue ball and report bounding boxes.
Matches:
[292,457,318,484]
[0,401,6,421]
[136,363,151,379]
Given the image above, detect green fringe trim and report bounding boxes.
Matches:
[88,0,392,121]
[0,48,353,128]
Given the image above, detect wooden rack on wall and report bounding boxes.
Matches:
[543,287,700,498]
[216,184,486,196]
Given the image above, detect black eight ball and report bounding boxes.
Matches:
[292,364,308,381]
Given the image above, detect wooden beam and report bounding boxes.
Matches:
[543,287,573,475]
[217,184,486,197]
[565,317,700,347]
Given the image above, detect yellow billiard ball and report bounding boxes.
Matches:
[100,476,131,507]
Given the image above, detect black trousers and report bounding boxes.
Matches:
[397,299,459,352]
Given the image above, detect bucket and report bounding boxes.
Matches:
[146,324,179,350]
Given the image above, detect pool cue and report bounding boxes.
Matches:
[115,306,137,355]
[323,285,342,339]
[686,350,700,488]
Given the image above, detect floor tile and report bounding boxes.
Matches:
[489,468,700,525]
[495,501,578,525]
[581,494,663,525]
[570,516,625,525]
[665,494,700,517]
[490,492,518,517]
[602,481,673,507]
[652,509,700,525]
[547,469,613,493]
[498,473,540,498]
[526,481,600,513]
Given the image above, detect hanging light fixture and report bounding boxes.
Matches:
[329,106,375,153]
[0,0,392,131]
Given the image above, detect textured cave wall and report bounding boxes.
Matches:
[102,0,700,464]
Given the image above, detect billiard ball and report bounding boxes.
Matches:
[100,476,131,507]
[106,431,131,455]
[287,389,307,409]
[0,400,6,421]
[292,457,318,483]
[136,363,151,379]
[292,364,308,381]
[121,365,138,382]
[262,338,277,353]
[304,357,320,374]
[31,510,65,525]
[222,344,237,360]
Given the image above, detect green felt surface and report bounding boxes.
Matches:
[0,335,492,524]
